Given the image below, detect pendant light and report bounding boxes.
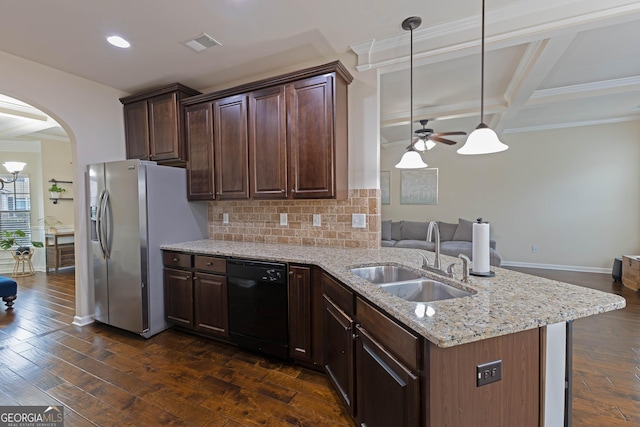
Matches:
[395,16,428,169]
[457,0,508,155]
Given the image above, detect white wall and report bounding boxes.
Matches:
[381,120,640,271]
[0,51,127,324]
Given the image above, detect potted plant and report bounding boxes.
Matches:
[48,183,66,199]
[0,230,43,254]
[39,215,63,234]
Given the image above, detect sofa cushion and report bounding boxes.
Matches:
[452,218,474,241]
[437,221,458,241]
[391,221,402,241]
[395,240,436,251]
[381,239,397,247]
[401,221,429,241]
[381,220,392,241]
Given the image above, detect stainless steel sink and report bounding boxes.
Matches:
[350,265,421,284]
[378,279,472,302]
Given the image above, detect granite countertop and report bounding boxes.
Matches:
[161,240,626,348]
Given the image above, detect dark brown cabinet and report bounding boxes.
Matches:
[355,298,420,427]
[248,85,288,198]
[287,74,347,199]
[288,265,312,362]
[322,273,355,416]
[121,83,200,166]
[185,103,214,200]
[162,251,228,338]
[182,61,352,200]
[214,94,250,199]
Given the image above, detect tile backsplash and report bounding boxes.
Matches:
[209,189,380,249]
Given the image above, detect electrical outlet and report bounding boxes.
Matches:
[477,360,502,387]
[532,244,539,253]
[280,213,288,226]
[222,213,229,224]
[352,213,366,229]
[313,214,321,227]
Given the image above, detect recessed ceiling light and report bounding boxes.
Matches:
[107,35,131,49]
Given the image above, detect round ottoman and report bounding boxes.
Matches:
[0,276,18,308]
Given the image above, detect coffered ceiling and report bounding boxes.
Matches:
[0,0,639,146]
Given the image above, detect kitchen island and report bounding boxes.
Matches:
[161,239,625,427]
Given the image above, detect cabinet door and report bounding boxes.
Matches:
[148,92,181,161]
[323,295,355,416]
[248,85,288,198]
[356,325,419,427]
[288,265,312,361]
[194,272,229,337]
[124,100,149,160]
[214,94,249,199]
[163,267,193,327]
[286,74,335,199]
[185,103,215,200]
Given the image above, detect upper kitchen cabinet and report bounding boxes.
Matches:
[121,83,200,166]
[185,103,215,200]
[182,61,353,200]
[214,94,250,200]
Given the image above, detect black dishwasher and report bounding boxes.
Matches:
[227,259,289,359]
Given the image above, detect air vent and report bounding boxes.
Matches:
[182,33,221,52]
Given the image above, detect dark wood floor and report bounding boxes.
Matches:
[0,267,637,426]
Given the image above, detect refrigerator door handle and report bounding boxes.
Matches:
[100,189,111,259]
[96,190,107,259]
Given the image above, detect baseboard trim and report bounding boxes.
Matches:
[72,315,95,327]
[500,261,610,274]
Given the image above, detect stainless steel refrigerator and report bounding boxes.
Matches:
[88,159,208,337]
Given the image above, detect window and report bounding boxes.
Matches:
[0,174,33,245]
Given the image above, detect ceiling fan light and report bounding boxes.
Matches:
[412,137,435,151]
[395,150,428,169]
[3,162,26,173]
[457,124,508,155]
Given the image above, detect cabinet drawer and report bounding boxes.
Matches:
[356,297,420,372]
[163,251,192,269]
[194,255,226,273]
[322,273,353,316]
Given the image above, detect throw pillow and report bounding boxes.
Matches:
[391,221,402,241]
[452,218,474,241]
[381,220,392,241]
[401,221,430,241]
[437,221,458,241]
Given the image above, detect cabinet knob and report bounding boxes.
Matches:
[173,258,179,262]
[291,189,296,193]
[186,275,191,280]
[216,191,221,196]
[206,262,212,266]
[281,189,285,193]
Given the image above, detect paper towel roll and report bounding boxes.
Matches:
[472,221,491,273]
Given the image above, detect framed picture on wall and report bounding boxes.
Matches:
[401,168,438,205]
[380,170,390,205]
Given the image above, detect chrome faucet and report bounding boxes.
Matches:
[458,254,470,283]
[426,221,441,269]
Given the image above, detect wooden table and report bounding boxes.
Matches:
[45,232,75,272]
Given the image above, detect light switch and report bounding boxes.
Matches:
[222,213,229,224]
[313,214,321,227]
[280,213,288,226]
[352,213,366,228]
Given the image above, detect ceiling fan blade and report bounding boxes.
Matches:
[431,136,458,145]
[432,131,467,137]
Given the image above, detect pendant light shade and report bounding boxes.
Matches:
[395,16,427,169]
[457,0,509,155]
[395,150,428,169]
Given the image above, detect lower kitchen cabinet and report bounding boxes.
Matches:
[163,267,193,327]
[356,325,419,427]
[322,273,355,416]
[288,265,313,362]
[193,271,228,337]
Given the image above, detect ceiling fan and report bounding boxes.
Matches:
[412,119,467,151]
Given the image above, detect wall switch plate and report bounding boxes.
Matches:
[222,213,229,224]
[477,360,502,387]
[352,213,366,228]
[280,213,288,226]
[532,244,539,253]
[313,214,321,227]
